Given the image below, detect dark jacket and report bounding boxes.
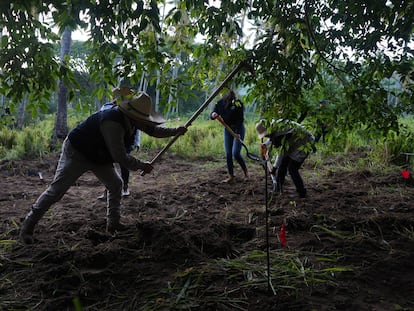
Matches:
[68,108,134,164]
[269,120,315,163]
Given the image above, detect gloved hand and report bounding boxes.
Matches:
[176,126,187,136]
[140,162,153,174]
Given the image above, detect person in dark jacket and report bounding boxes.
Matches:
[19,92,187,244]
[256,119,315,198]
[210,90,248,183]
[98,87,141,199]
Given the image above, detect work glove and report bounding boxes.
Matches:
[176,126,187,136]
[140,162,153,174]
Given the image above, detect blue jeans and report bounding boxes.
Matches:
[224,124,247,176]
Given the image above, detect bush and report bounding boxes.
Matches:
[372,125,414,166]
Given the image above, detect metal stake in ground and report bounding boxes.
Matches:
[260,143,272,292]
[142,61,252,175]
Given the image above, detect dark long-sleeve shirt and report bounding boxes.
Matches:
[101,117,178,171]
[69,107,178,171]
[211,98,244,130]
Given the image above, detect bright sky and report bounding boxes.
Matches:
[72,29,89,41]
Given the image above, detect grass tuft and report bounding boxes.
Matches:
[141,249,351,310]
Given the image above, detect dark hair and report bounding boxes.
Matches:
[224,90,236,108]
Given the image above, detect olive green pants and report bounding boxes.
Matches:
[28,138,123,224]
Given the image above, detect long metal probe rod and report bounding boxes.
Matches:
[147,61,246,167]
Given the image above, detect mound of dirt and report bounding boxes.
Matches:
[1,151,414,310]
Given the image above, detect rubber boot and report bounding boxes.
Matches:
[19,209,43,244]
[122,185,130,197]
[222,175,235,184]
[106,207,127,234]
[243,169,249,181]
[273,182,283,194]
[97,189,108,201]
[298,188,307,198]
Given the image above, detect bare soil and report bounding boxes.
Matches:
[1,149,414,311]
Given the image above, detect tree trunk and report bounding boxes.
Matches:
[51,27,72,147]
[166,64,179,119]
[155,70,161,112]
[16,94,28,129]
[139,72,148,92]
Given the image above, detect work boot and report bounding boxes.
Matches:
[19,210,42,244]
[106,208,127,234]
[222,175,235,184]
[106,219,128,234]
[122,186,130,197]
[243,169,249,181]
[273,181,283,194]
[298,189,307,198]
[97,189,107,201]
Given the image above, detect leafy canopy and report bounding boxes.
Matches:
[0,0,413,135]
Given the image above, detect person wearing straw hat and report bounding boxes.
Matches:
[256,119,315,198]
[98,86,141,200]
[19,92,187,244]
[210,90,248,183]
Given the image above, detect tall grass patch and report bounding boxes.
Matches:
[139,119,264,160]
[0,128,17,158]
[370,124,414,166]
[18,128,51,159]
[0,119,54,160]
[140,120,227,159]
[2,114,413,167]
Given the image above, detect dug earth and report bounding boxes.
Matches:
[1,150,414,310]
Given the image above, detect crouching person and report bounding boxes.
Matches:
[19,92,187,244]
[256,119,315,198]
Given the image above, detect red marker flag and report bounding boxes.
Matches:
[279,223,287,247]
[401,169,411,180]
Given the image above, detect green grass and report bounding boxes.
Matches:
[139,116,262,160]
[0,126,52,160]
[1,111,413,166]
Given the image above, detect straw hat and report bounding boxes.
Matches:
[255,120,269,139]
[118,92,165,125]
